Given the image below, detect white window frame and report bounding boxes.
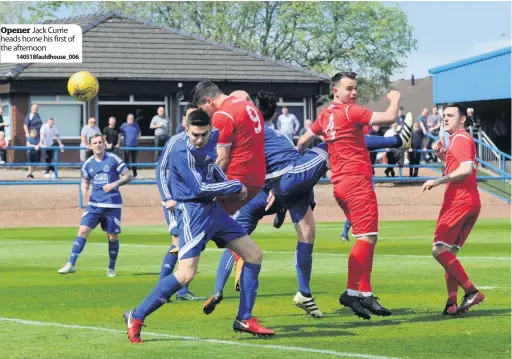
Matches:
[98,95,168,139]
[0,97,12,141]
[31,95,87,139]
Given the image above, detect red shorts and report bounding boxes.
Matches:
[333,176,378,237]
[434,202,480,249]
[218,185,262,215]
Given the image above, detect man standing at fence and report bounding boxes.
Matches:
[277,106,300,143]
[24,104,43,141]
[425,107,442,163]
[120,114,141,179]
[103,116,121,156]
[81,117,101,160]
[150,106,170,162]
[421,103,484,316]
[40,118,64,179]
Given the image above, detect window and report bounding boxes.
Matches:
[98,96,168,137]
[275,105,305,133]
[0,99,11,140]
[38,105,83,137]
[30,95,85,138]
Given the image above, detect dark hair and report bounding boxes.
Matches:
[89,133,103,143]
[190,80,222,106]
[331,71,357,87]
[282,105,288,110]
[187,109,211,127]
[444,103,470,125]
[185,102,196,111]
[256,90,277,122]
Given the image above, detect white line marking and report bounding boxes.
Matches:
[0,240,509,261]
[0,317,404,359]
[479,286,497,290]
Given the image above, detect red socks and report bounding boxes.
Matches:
[347,240,375,291]
[436,251,477,294]
[359,244,375,293]
[445,272,459,304]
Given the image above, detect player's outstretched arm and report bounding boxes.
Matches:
[371,90,401,126]
[177,151,242,198]
[216,146,231,171]
[296,131,316,153]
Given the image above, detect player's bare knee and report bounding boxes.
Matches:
[171,235,179,247]
[77,226,91,238]
[107,234,118,242]
[432,244,450,258]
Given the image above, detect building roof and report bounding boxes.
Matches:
[428,47,511,103]
[359,76,433,115]
[429,46,511,74]
[1,11,330,83]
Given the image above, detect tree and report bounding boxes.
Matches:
[36,1,416,102]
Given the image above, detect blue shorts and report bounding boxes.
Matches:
[80,205,122,234]
[235,186,283,235]
[162,206,179,236]
[175,201,247,260]
[270,150,326,224]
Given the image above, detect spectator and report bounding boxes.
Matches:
[80,117,101,160]
[0,131,7,164]
[299,119,318,148]
[493,112,508,151]
[40,118,64,179]
[425,106,442,163]
[466,108,481,138]
[408,122,424,177]
[276,106,300,142]
[120,113,141,178]
[26,129,40,178]
[150,106,170,162]
[416,108,428,161]
[383,123,404,177]
[103,116,121,156]
[0,107,9,132]
[397,107,405,126]
[23,104,43,141]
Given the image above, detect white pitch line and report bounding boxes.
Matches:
[0,317,405,359]
[0,240,509,261]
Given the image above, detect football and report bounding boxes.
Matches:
[67,71,99,102]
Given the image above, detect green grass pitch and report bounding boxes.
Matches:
[0,219,510,359]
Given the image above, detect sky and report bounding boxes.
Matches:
[387,1,512,80]
[53,1,511,81]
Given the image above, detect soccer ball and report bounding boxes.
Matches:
[67,71,99,102]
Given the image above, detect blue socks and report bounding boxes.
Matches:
[133,274,183,320]
[215,249,235,292]
[108,240,119,270]
[159,245,178,280]
[68,236,86,265]
[295,242,314,295]
[237,262,261,320]
[159,245,189,297]
[365,134,399,150]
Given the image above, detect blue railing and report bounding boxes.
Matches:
[0,143,509,208]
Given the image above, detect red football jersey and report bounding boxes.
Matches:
[444,129,481,206]
[212,96,266,187]
[309,101,375,183]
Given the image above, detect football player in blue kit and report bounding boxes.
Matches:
[156,103,218,301]
[58,134,133,277]
[124,109,274,342]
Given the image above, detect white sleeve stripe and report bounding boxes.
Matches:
[187,151,239,192]
[461,160,475,164]
[116,163,126,172]
[160,135,181,199]
[345,104,352,123]
[217,143,232,147]
[369,112,376,126]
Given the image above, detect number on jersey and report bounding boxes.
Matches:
[246,105,262,134]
